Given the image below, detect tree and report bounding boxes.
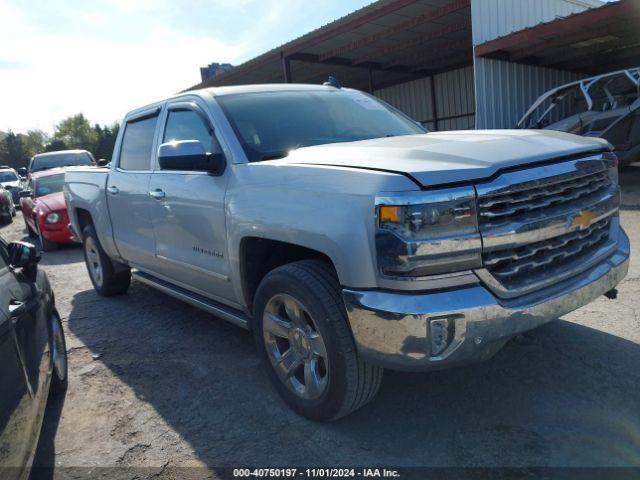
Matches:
[0,131,27,168]
[93,122,119,161]
[53,114,98,152]
[22,129,49,159]
[45,139,67,152]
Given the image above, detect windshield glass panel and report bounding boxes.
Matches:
[31,152,93,172]
[35,174,64,197]
[216,90,424,162]
[0,171,18,182]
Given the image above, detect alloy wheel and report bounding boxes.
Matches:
[51,314,67,381]
[85,236,104,288]
[263,294,329,400]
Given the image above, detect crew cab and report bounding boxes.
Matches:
[64,84,629,420]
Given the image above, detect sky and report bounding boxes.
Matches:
[0,0,371,133]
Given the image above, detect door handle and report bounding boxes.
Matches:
[9,300,26,319]
[149,189,166,200]
[107,186,119,195]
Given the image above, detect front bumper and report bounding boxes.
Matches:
[342,228,630,371]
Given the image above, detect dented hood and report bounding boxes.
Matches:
[282,129,610,188]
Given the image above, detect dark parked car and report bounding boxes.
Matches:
[0,239,67,480]
[0,185,16,225]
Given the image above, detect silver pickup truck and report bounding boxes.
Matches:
[65,84,629,421]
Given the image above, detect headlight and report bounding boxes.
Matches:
[375,186,482,277]
[45,212,63,224]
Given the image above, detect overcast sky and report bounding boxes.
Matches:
[0,0,371,133]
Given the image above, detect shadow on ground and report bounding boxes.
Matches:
[62,282,640,469]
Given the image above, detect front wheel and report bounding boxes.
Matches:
[82,224,131,296]
[253,260,383,421]
[49,310,68,395]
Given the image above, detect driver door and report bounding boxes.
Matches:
[148,100,237,306]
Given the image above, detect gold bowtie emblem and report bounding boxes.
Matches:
[572,210,596,229]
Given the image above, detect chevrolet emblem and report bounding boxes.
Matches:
[571,210,596,229]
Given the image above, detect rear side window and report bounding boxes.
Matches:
[119,114,159,171]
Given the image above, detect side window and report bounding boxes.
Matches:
[119,114,159,171]
[163,109,223,154]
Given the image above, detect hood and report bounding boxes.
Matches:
[281,130,609,188]
[36,192,66,212]
[1,181,20,189]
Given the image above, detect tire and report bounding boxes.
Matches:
[25,217,37,238]
[82,224,131,296]
[39,231,56,252]
[253,260,383,421]
[49,310,68,395]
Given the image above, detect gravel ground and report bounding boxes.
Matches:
[2,167,640,476]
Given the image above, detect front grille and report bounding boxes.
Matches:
[476,155,619,297]
[478,169,612,227]
[483,218,611,291]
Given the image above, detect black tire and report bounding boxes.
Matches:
[49,310,68,395]
[25,218,37,238]
[82,224,131,296]
[253,260,383,421]
[39,232,56,252]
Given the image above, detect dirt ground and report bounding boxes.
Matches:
[2,167,640,477]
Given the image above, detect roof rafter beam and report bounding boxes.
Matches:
[318,0,469,62]
[352,19,472,66]
[383,36,471,69]
[289,52,428,76]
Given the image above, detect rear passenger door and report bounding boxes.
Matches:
[148,100,237,306]
[107,109,160,269]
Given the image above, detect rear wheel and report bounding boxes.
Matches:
[253,260,383,421]
[82,224,131,296]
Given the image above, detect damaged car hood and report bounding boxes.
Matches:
[281,129,610,188]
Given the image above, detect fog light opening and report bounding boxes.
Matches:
[429,317,454,357]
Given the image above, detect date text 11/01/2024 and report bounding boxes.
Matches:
[232,468,401,478]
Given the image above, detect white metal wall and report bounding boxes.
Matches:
[374,66,475,131]
[471,0,601,129]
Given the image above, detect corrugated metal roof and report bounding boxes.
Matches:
[187,0,474,92]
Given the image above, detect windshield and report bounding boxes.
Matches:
[31,152,93,172]
[35,174,64,197]
[216,90,425,162]
[0,171,18,182]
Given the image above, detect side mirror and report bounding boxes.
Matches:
[18,167,27,177]
[8,241,40,281]
[158,140,226,176]
[19,190,32,198]
[97,158,110,167]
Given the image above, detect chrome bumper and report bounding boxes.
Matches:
[343,228,630,371]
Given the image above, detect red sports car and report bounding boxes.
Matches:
[20,168,77,251]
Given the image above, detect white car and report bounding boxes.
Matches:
[0,167,22,205]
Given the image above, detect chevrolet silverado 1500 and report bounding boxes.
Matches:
[64,84,629,420]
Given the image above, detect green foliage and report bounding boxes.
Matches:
[0,131,28,168]
[53,113,98,151]
[0,114,120,168]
